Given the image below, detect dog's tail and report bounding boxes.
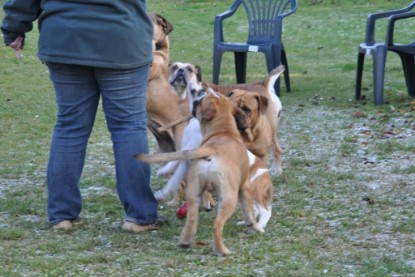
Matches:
[265,65,284,119]
[136,147,216,163]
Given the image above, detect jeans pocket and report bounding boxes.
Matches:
[45,62,89,76]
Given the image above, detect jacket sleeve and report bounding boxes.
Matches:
[1,0,42,46]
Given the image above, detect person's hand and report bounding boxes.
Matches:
[9,36,23,59]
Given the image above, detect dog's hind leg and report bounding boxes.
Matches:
[178,173,202,249]
[238,182,264,233]
[269,135,283,176]
[256,205,272,229]
[157,160,179,176]
[212,191,239,256]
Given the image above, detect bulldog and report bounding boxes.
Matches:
[137,88,263,256]
[226,88,282,176]
[147,13,189,153]
[168,62,202,100]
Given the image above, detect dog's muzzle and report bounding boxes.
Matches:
[170,69,186,86]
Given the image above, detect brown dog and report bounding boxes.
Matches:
[226,88,282,175]
[147,13,189,153]
[137,88,263,256]
[203,66,284,175]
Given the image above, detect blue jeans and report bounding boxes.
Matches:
[46,63,158,225]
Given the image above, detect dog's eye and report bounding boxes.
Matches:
[172,64,178,70]
[242,106,251,113]
[186,66,193,73]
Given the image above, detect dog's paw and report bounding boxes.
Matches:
[269,162,281,176]
[177,242,192,249]
[166,198,180,207]
[214,248,231,256]
[245,223,265,234]
[154,190,166,202]
[253,225,265,233]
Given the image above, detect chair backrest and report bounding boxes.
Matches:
[365,0,415,44]
[235,0,297,44]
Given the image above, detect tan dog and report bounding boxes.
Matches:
[147,13,189,153]
[137,88,263,256]
[203,66,284,175]
[226,89,281,175]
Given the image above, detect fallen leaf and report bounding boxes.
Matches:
[195,241,209,246]
[352,111,366,118]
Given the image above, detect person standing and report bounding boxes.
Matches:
[1,0,165,232]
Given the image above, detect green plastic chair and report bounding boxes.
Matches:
[212,0,298,96]
[355,1,415,105]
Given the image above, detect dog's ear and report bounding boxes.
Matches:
[156,14,174,34]
[195,65,202,82]
[255,94,269,114]
[201,101,217,121]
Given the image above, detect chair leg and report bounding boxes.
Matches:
[234,52,247,84]
[213,49,224,84]
[398,53,415,97]
[355,51,365,101]
[281,49,291,92]
[372,46,387,105]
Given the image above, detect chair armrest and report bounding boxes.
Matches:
[365,1,415,45]
[386,11,415,46]
[280,0,298,18]
[213,1,241,43]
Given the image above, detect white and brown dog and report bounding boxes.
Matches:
[242,151,273,229]
[137,88,263,256]
[168,62,202,100]
[154,81,203,204]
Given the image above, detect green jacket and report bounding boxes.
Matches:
[1,0,153,69]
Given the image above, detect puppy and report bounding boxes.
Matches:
[147,13,189,153]
[242,151,273,229]
[137,88,263,256]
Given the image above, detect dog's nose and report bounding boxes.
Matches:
[178,68,184,73]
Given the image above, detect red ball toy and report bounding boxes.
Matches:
[176,202,187,219]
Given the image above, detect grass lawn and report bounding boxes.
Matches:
[1,0,414,276]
